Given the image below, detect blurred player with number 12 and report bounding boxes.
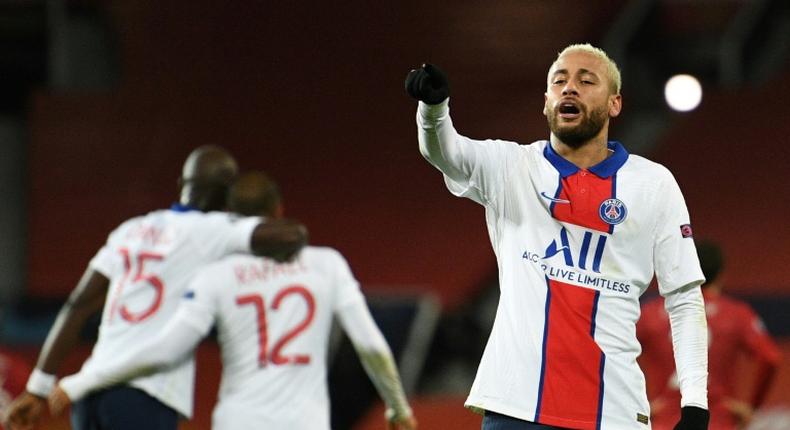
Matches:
[5,146,307,430]
[49,171,417,430]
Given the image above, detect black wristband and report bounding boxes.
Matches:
[673,406,709,430]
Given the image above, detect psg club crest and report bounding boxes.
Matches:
[599,198,627,225]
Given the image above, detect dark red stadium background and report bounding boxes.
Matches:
[19,1,790,429]
[27,0,789,305]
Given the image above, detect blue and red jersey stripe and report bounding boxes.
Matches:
[532,141,628,428]
[535,279,605,429]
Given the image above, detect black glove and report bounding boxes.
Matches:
[673,406,709,430]
[404,63,450,105]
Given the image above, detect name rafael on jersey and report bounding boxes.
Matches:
[234,258,309,285]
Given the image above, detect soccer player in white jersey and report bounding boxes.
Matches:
[405,44,709,430]
[4,146,307,430]
[47,171,418,430]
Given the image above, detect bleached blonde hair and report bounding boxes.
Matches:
[550,43,622,95]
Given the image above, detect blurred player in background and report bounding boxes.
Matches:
[406,43,709,429]
[4,146,307,430]
[48,171,417,430]
[638,240,781,430]
[0,347,32,430]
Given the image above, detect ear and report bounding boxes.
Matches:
[543,93,549,116]
[608,93,622,118]
[275,202,285,219]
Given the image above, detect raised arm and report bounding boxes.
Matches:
[405,64,467,183]
[4,268,108,430]
[337,301,416,430]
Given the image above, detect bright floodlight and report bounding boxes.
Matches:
[664,74,702,112]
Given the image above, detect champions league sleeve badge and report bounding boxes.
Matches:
[599,198,628,225]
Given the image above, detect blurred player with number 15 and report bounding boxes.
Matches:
[49,171,417,430]
[4,146,307,430]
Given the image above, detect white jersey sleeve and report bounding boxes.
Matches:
[326,249,366,311]
[651,169,708,409]
[653,171,705,295]
[328,247,387,351]
[337,301,412,421]
[337,300,389,352]
[331,252,412,422]
[417,100,515,205]
[664,285,708,409]
[173,272,223,334]
[59,271,222,402]
[87,213,259,278]
[59,311,207,402]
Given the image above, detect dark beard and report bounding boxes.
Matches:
[547,104,608,149]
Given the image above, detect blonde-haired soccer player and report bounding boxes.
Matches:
[405,43,709,429]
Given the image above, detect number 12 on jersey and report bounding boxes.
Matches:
[236,285,316,368]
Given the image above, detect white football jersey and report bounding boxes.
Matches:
[418,103,704,429]
[81,206,259,417]
[174,246,366,430]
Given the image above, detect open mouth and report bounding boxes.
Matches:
[557,100,582,120]
[559,103,579,114]
[558,101,582,119]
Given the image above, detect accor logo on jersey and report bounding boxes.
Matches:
[520,227,632,295]
[543,227,606,273]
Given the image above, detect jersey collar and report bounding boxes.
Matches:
[170,203,200,212]
[544,140,629,178]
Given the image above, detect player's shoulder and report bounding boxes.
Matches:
[478,137,535,152]
[167,209,233,223]
[297,246,356,280]
[508,139,554,165]
[116,209,245,237]
[117,208,166,225]
[116,207,214,228]
[106,209,167,238]
[521,139,549,153]
[207,252,258,271]
[170,209,260,231]
[623,154,675,180]
[299,245,348,265]
[191,253,257,286]
[620,154,683,197]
